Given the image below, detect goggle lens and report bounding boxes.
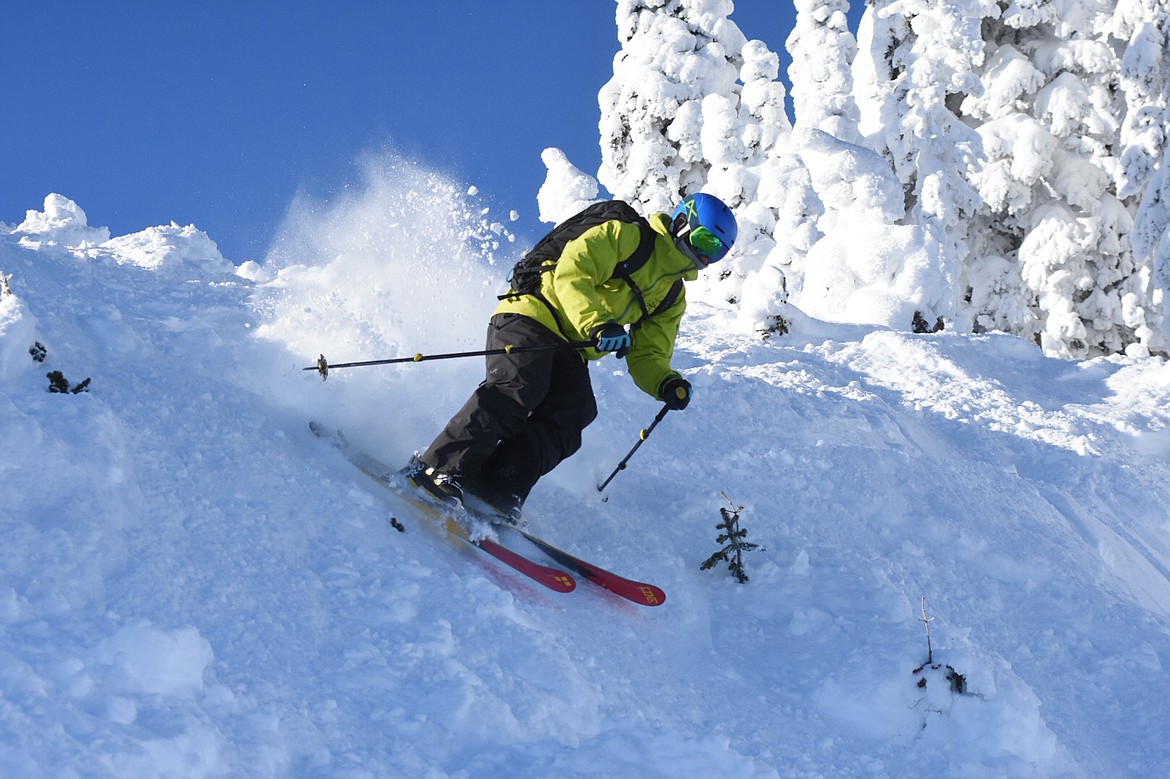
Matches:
[689,226,728,262]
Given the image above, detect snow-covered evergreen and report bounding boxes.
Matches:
[786,0,862,144]
[855,0,1170,357]
[858,0,992,328]
[547,0,1170,360]
[600,0,747,214]
[954,0,1155,356]
[1119,0,1170,347]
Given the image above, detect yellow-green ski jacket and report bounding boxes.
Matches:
[495,212,697,400]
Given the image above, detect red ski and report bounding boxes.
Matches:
[473,536,576,593]
[503,527,665,607]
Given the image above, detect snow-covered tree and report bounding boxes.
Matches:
[536,148,600,224]
[953,0,1165,357]
[1113,0,1170,200]
[788,128,946,328]
[1139,159,1170,320]
[1115,0,1170,347]
[855,0,995,327]
[724,38,797,321]
[594,0,796,313]
[787,0,862,144]
[738,39,792,166]
[599,0,748,214]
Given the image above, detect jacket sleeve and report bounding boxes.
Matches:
[546,221,641,340]
[627,286,686,399]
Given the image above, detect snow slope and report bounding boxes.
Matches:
[3,173,1170,778]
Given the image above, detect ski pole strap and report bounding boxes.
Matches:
[306,339,594,380]
[597,404,671,492]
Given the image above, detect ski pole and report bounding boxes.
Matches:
[306,340,593,380]
[597,404,671,495]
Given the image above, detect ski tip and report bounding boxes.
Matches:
[549,573,577,593]
[308,420,340,440]
[636,585,666,606]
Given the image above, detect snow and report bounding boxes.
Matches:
[799,221,947,327]
[4,162,1170,777]
[536,148,600,225]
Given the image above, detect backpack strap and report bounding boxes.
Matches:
[611,219,657,281]
[651,279,684,317]
[610,219,658,319]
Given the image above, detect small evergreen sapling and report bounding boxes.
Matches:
[758,313,790,340]
[47,370,91,394]
[27,339,90,393]
[700,494,761,583]
[912,311,945,333]
[920,595,935,664]
[912,596,967,695]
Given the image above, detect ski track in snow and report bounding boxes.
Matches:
[3,205,1170,778]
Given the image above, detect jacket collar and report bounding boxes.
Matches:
[649,213,700,281]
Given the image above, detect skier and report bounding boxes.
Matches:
[407,193,738,522]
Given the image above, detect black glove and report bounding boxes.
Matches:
[591,322,631,358]
[659,377,692,410]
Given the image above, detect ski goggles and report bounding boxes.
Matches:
[687,226,730,264]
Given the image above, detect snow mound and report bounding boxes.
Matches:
[96,621,214,697]
[87,222,233,276]
[12,194,232,277]
[15,193,111,249]
[538,147,600,224]
[800,222,948,329]
[0,276,38,380]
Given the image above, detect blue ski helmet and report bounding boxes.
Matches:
[670,193,737,266]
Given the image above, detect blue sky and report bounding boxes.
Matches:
[2,2,862,262]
